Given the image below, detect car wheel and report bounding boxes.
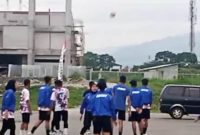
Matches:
[170,107,184,119]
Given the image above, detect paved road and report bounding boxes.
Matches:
[0,108,199,135]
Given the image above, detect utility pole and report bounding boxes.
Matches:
[189,0,197,53]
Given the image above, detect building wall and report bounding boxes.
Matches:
[143,65,178,80]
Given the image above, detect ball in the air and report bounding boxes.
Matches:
[110,12,116,18]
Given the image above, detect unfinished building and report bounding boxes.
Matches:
[0,0,85,67]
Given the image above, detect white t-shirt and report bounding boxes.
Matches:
[20,88,30,113]
[51,87,69,111]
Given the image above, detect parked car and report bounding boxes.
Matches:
[160,84,200,119]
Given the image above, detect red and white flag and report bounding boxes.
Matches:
[58,40,67,80]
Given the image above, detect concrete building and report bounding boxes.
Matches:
[0,0,85,66]
[139,64,178,80]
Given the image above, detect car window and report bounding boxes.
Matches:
[186,87,200,98]
[166,86,184,96]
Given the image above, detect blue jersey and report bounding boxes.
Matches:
[38,84,53,108]
[140,86,153,106]
[129,87,142,108]
[92,91,116,120]
[2,89,16,112]
[80,91,96,114]
[113,83,130,110]
[105,88,113,96]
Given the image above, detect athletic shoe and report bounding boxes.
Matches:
[86,130,91,134]
[27,132,33,135]
[63,128,68,135]
[194,117,200,123]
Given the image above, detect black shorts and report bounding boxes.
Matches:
[128,111,141,122]
[22,113,30,123]
[141,109,150,119]
[116,109,126,120]
[39,111,51,121]
[93,116,112,134]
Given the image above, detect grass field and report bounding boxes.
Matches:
[2,86,86,111]
[1,76,200,112]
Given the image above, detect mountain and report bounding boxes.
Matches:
[111,33,200,66]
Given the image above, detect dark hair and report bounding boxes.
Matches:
[120,75,126,83]
[89,81,95,89]
[24,79,30,86]
[55,80,63,87]
[130,80,137,87]
[44,76,52,84]
[97,79,107,91]
[142,78,149,86]
[5,80,16,92]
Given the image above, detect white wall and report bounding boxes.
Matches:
[144,65,178,80]
[35,33,49,50]
[3,26,28,49]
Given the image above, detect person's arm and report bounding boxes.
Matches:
[110,96,117,126]
[50,92,56,111]
[127,96,131,116]
[26,91,32,114]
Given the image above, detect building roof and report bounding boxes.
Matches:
[139,64,178,71]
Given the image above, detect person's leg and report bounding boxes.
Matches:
[143,119,148,134]
[31,120,43,134]
[132,122,137,135]
[20,123,24,135]
[80,111,91,135]
[118,110,125,135]
[45,111,51,135]
[62,111,68,135]
[55,111,61,131]
[0,119,9,135]
[10,119,16,135]
[31,111,44,134]
[102,116,112,135]
[93,116,101,135]
[51,112,56,132]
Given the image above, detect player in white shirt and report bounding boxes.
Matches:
[51,80,69,135]
[19,79,32,135]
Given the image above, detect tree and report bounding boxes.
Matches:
[176,52,197,64]
[83,52,99,68]
[99,54,116,70]
[84,52,116,69]
[155,51,177,63]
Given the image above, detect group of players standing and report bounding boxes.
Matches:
[80,75,153,135]
[0,76,69,135]
[0,75,153,135]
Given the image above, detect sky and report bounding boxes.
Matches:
[0,0,200,53]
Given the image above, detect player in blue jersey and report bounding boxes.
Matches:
[128,80,143,135]
[113,75,130,135]
[140,79,153,135]
[30,76,52,135]
[80,82,97,135]
[92,79,117,135]
[0,80,18,135]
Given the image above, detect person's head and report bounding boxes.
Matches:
[89,81,95,90]
[91,83,97,92]
[142,78,149,86]
[5,80,18,92]
[55,80,63,88]
[119,75,126,84]
[97,79,107,91]
[44,76,52,85]
[130,80,137,87]
[24,79,31,89]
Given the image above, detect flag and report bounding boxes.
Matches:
[58,40,67,80]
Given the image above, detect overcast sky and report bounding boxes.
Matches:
[0,0,200,53]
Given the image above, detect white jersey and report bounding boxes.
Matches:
[51,87,69,111]
[20,88,30,113]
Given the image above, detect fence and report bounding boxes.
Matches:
[8,64,86,78]
[86,70,144,82]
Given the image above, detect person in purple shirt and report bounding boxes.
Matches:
[113,75,130,135]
